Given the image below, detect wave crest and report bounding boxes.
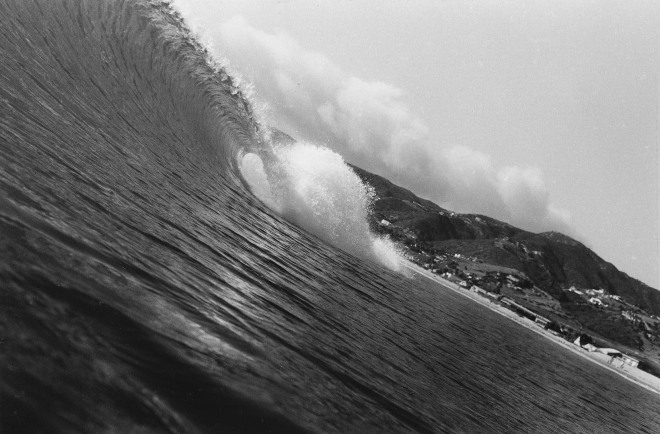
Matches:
[241,141,402,271]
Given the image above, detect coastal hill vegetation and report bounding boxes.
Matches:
[351,165,660,316]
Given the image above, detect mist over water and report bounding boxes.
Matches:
[209,15,575,238]
[240,142,402,271]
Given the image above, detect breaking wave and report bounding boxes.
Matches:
[240,140,401,271]
[2,1,658,433]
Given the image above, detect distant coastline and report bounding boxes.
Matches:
[404,261,660,396]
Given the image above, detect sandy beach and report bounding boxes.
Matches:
[404,262,660,396]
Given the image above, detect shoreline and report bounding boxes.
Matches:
[403,262,660,396]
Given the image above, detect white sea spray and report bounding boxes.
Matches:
[240,142,402,271]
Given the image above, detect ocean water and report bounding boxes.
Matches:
[1,1,659,433]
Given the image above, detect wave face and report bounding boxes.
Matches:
[1,1,659,432]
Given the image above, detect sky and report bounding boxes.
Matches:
[176,0,659,289]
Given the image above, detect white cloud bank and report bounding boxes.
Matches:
[218,16,572,235]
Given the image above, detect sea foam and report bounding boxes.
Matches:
[240,142,402,271]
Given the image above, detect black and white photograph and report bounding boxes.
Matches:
[1,0,659,432]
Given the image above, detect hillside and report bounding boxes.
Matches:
[350,165,660,317]
[349,164,660,368]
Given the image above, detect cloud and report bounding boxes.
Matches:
[216,16,572,235]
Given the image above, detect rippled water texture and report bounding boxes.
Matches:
[1,1,659,432]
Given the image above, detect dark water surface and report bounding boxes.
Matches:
[1,1,659,432]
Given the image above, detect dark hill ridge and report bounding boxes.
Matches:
[349,165,660,316]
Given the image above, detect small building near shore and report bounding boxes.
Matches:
[469,285,487,295]
[501,298,537,321]
[535,316,551,328]
[486,291,502,300]
[622,354,640,368]
[573,337,598,352]
[597,348,622,357]
[596,348,628,368]
[445,274,463,285]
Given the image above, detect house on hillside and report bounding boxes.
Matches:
[567,286,584,295]
[588,297,603,306]
[622,311,636,321]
